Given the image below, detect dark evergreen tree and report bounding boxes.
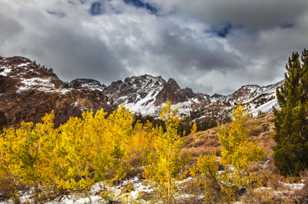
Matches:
[302,50,308,109]
[274,51,308,176]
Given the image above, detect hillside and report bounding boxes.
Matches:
[182,113,276,158]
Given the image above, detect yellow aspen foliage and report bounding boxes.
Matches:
[218,105,266,187]
[0,113,58,196]
[51,115,94,191]
[0,107,152,197]
[190,155,222,203]
[191,121,198,134]
[191,154,218,179]
[145,101,183,203]
[128,120,156,167]
[0,105,188,201]
[51,107,135,190]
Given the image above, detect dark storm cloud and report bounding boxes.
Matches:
[0,0,308,94]
[0,1,127,84]
[158,31,244,72]
[26,24,126,83]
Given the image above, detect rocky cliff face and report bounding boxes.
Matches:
[0,56,282,128]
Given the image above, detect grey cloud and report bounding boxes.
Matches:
[0,1,127,84]
[0,14,23,40]
[158,31,244,73]
[1,0,308,94]
[154,0,308,31]
[29,25,126,83]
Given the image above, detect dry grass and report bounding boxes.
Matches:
[181,113,276,159]
[182,127,220,158]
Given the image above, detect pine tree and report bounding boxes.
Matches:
[274,51,308,176]
[302,50,308,122]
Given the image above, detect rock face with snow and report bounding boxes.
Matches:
[0,56,282,128]
[0,56,110,126]
[223,82,281,117]
[103,74,209,116]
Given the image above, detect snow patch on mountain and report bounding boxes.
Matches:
[0,66,12,76]
[17,62,31,68]
[250,98,278,117]
[17,77,55,93]
[226,81,282,116]
[124,89,161,116]
[117,75,165,115]
[16,77,73,95]
[80,83,104,91]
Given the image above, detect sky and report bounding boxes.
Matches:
[0,0,308,94]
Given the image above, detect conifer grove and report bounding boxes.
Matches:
[274,50,308,176]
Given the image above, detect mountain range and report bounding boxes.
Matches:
[0,56,282,128]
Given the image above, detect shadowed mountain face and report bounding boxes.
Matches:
[0,56,282,128]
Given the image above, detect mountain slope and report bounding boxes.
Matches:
[0,56,281,128]
[0,56,110,127]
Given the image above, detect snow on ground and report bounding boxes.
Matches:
[51,177,154,204]
[281,182,305,190]
[1,177,155,204]
[175,177,193,186]
[45,195,103,204]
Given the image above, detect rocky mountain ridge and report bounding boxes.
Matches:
[0,56,282,128]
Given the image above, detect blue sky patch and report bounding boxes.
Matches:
[90,1,104,15]
[123,0,158,14]
[209,23,233,38]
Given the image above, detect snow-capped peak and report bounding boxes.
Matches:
[0,56,283,127]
